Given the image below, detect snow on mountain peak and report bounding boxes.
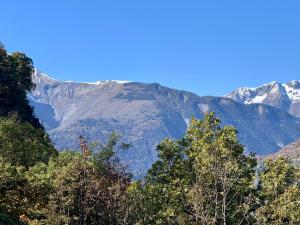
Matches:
[32,69,58,84]
[85,80,131,85]
[283,83,300,103]
[32,68,131,86]
[226,80,300,118]
[228,80,300,104]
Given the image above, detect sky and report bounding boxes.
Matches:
[1,0,300,96]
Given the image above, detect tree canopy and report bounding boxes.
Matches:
[0,45,41,128]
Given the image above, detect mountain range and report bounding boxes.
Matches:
[29,70,300,175]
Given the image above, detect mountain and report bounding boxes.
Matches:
[29,70,300,175]
[266,138,300,167]
[227,81,300,118]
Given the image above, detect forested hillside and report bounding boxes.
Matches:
[2,45,300,224]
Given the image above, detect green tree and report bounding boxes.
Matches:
[0,157,27,219]
[139,138,191,225]
[0,115,57,222]
[0,45,41,128]
[256,157,300,224]
[186,114,257,225]
[133,113,257,225]
[0,116,57,169]
[29,134,132,225]
[0,44,58,223]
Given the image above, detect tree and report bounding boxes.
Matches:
[0,45,41,128]
[138,138,191,225]
[134,113,257,225]
[0,116,57,223]
[31,134,132,225]
[0,116,57,169]
[186,114,257,225]
[0,157,28,219]
[256,157,300,224]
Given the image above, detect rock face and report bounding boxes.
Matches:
[29,70,300,175]
[227,81,300,118]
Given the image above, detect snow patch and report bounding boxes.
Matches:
[33,69,58,83]
[87,80,131,85]
[283,83,300,103]
[33,69,132,85]
[245,94,268,104]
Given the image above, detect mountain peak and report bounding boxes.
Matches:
[268,80,279,85]
[33,69,58,84]
[33,68,131,86]
[227,80,300,117]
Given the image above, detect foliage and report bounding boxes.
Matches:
[137,138,191,225]
[186,114,257,225]
[2,107,300,225]
[0,116,57,168]
[0,212,25,225]
[0,44,58,223]
[128,113,257,225]
[0,45,41,128]
[255,157,300,224]
[0,157,27,218]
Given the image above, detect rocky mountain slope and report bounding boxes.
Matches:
[29,70,300,175]
[227,81,300,118]
[266,138,300,167]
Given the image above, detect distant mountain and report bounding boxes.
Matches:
[227,81,300,118]
[266,138,300,167]
[29,70,300,175]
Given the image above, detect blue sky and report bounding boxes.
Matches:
[1,1,300,96]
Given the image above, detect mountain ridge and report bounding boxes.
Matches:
[29,70,300,175]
